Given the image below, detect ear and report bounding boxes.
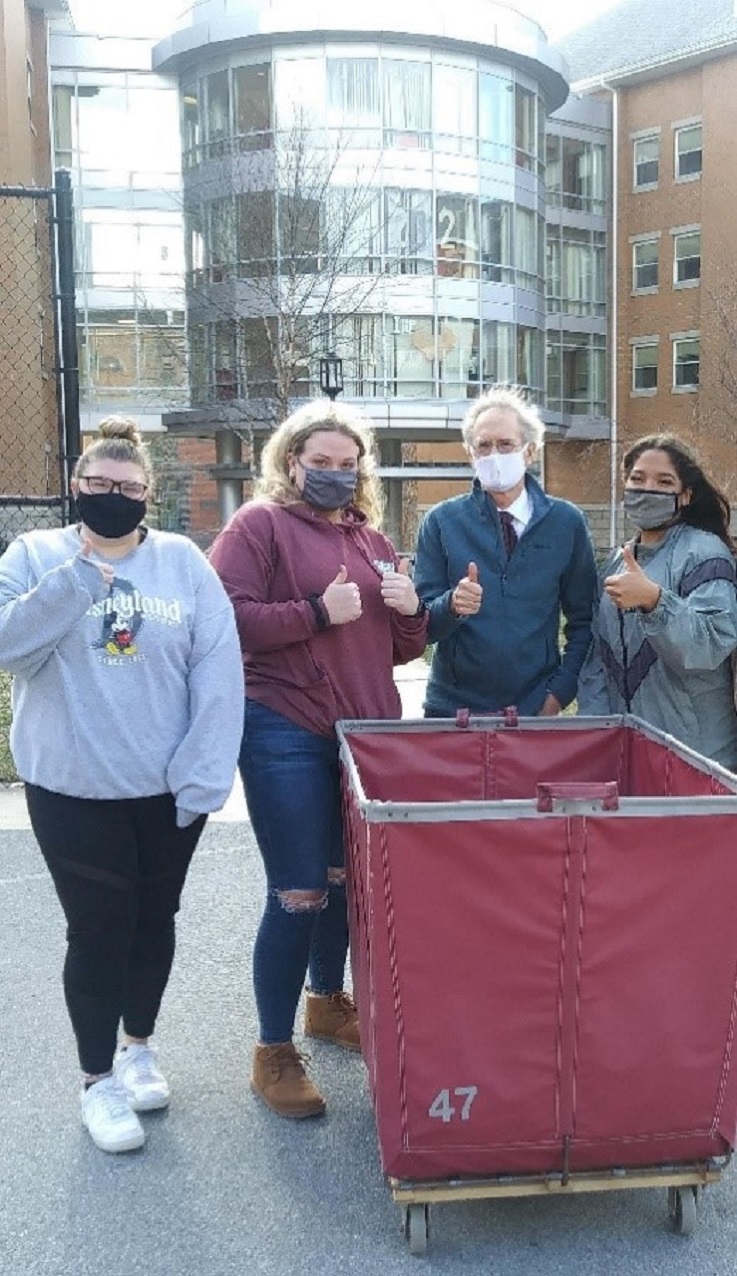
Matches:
[679,486,692,508]
[523,441,537,465]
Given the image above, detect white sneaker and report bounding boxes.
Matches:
[113,1042,170,1112]
[81,1077,145,1153]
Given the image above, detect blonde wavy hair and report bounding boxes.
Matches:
[255,401,384,527]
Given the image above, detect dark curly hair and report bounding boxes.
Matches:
[623,433,734,552]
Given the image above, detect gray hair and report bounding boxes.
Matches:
[461,386,545,450]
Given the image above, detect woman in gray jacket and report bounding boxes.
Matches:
[578,434,737,769]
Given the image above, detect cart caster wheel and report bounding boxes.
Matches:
[404,1204,429,1255]
[670,1187,698,1236]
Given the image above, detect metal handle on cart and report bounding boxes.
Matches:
[536,782,619,813]
[455,706,519,729]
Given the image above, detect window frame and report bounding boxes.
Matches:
[632,237,659,293]
[672,335,700,392]
[674,122,702,181]
[633,133,659,190]
[631,341,659,394]
[673,228,701,287]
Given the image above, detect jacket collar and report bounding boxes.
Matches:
[471,472,553,529]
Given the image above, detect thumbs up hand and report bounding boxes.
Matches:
[80,537,115,588]
[381,556,422,616]
[604,544,661,612]
[322,564,362,625]
[451,561,483,617]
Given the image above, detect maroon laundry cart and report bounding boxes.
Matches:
[337,713,737,1253]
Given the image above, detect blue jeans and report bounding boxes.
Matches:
[239,699,349,1044]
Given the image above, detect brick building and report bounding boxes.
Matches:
[560,0,737,521]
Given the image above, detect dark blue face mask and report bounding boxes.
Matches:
[296,459,357,511]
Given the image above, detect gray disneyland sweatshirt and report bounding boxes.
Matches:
[0,525,244,822]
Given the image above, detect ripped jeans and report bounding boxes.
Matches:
[239,699,350,1045]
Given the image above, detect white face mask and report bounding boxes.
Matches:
[473,449,527,493]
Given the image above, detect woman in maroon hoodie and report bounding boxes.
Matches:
[209,401,428,1119]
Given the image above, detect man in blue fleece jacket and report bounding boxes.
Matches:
[414,387,597,717]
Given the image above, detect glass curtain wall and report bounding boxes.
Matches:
[53,76,185,414]
[180,50,554,408]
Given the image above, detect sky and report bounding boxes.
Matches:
[67,0,623,42]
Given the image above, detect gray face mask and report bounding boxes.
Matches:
[297,461,357,511]
[623,488,680,531]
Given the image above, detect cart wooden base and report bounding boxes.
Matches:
[390,1161,728,1254]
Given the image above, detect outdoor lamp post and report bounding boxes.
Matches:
[319,352,344,401]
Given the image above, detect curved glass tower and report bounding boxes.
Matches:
[154,0,569,439]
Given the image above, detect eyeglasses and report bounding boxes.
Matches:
[80,476,148,500]
[469,440,524,457]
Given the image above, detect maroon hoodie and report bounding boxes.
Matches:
[209,499,428,736]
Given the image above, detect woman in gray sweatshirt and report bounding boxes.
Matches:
[0,417,243,1155]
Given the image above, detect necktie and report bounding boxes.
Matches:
[499,510,518,556]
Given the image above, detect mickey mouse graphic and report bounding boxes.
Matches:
[92,576,144,657]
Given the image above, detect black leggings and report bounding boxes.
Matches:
[25,784,206,1075]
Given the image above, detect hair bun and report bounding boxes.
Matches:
[97,415,142,446]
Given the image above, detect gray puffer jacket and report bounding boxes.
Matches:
[577,524,737,769]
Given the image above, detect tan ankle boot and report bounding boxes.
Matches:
[250,1043,326,1119]
[304,991,361,1052]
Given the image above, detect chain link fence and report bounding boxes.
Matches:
[0,185,67,553]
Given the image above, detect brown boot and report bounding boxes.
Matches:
[250,1043,326,1119]
[304,991,361,1052]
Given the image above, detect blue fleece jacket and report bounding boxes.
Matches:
[414,475,597,715]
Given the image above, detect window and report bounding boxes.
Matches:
[673,230,701,285]
[389,317,435,397]
[479,73,514,163]
[236,192,274,277]
[238,318,278,398]
[275,57,325,129]
[182,87,200,167]
[385,189,433,275]
[547,228,606,316]
[214,320,238,401]
[633,134,659,188]
[673,336,699,389]
[205,71,230,157]
[333,314,384,396]
[436,194,479,278]
[632,343,658,392]
[675,124,702,179]
[515,206,543,290]
[546,135,608,215]
[514,85,537,171]
[328,187,382,273]
[208,198,237,281]
[433,64,476,156]
[437,317,480,398]
[279,194,322,273]
[233,64,272,151]
[327,58,380,144]
[383,60,431,149]
[481,200,514,283]
[546,331,605,415]
[482,320,515,385]
[632,239,659,291]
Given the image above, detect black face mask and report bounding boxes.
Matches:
[76,491,146,539]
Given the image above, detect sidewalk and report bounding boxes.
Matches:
[0,660,430,830]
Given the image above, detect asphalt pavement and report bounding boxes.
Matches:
[4,662,737,1274]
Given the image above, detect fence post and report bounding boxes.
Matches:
[54,169,80,513]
